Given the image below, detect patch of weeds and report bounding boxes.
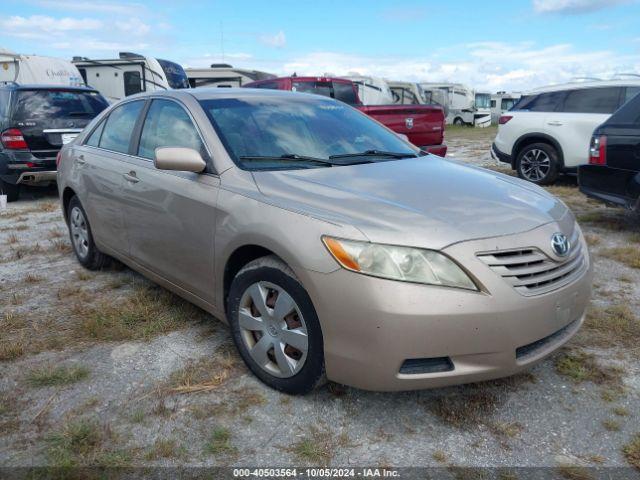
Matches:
[577,211,630,231]
[107,277,130,290]
[11,292,23,305]
[488,421,523,439]
[7,233,19,244]
[557,464,594,480]
[602,419,621,432]
[613,406,630,417]
[204,427,236,456]
[26,364,90,387]
[45,420,106,467]
[555,349,624,388]
[145,438,184,460]
[0,341,25,361]
[600,246,640,269]
[40,202,59,213]
[288,425,335,466]
[427,388,499,429]
[588,455,605,464]
[623,434,640,470]
[129,409,146,424]
[57,285,85,300]
[50,239,72,254]
[75,285,208,342]
[24,272,43,283]
[11,243,42,260]
[581,305,639,349]
[618,273,634,283]
[76,270,93,281]
[432,450,447,463]
[199,386,265,418]
[48,228,65,239]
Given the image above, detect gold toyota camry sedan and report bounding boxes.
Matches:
[57,88,592,394]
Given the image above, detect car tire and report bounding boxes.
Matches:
[67,196,110,270]
[227,255,325,394]
[0,180,20,202]
[516,142,560,185]
[453,117,465,126]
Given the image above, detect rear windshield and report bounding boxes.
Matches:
[292,81,359,105]
[12,90,109,121]
[157,59,190,89]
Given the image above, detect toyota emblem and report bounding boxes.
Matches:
[551,233,570,257]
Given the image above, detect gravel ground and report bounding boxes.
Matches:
[1,127,639,475]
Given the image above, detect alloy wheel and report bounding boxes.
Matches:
[520,148,551,182]
[70,206,89,259]
[238,281,308,378]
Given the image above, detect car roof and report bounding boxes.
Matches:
[0,83,100,93]
[527,79,640,94]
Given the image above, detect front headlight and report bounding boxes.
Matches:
[322,236,478,291]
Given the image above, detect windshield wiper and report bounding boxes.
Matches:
[329,150,418,159]
[238,154,335,167]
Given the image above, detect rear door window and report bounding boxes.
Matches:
[137,99,205,160]
[85,119,106,147]
[99,100,144,154]
[12,90,109,121]
[518,91,566,112]
[561,87,622,114]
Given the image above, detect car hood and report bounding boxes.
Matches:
[252,156,571,250]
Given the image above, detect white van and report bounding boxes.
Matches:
[73,52,189,102]
[492,79,640,184]
[0,50,84,86]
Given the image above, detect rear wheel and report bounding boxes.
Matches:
[453,117,465,126]
[67,196,109,270]
[516,142,560,185]
[0,180,20,202]
[227,256,325,394]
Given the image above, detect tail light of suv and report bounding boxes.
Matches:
[589,135,607,165]
[1,128,28,150]
[498,115,513,125]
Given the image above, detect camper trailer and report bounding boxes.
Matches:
[72,52,189,102]
[474,91,492,127]
[385,81,430,105]
[420,82,478,126]
[490,92,522,124]
[0,50,84,86]
[341,75,394,105]
[185,64,276,88]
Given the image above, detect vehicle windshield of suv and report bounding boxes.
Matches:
[157,59,190,89]
[200,96,418,170]
[12,90,109,121]
[292,81,358,105]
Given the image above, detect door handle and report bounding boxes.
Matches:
[123,171,139,184]
[547,121,563,126]
[76,154,86,165]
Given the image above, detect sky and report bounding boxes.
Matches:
[2,0,640,92]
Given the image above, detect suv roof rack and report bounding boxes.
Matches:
[610,73,640,79]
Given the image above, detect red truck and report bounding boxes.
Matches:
[243,76,447,157]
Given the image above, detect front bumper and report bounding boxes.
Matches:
[303,222,593,391]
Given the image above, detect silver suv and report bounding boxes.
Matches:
[58,88,592,393]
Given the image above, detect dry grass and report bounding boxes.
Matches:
[289,425,335,466]
[145,438,184,460]
[26,364,90,387]
[7,233,19,244]
[74,285,208,342]
[599,246,640,269]
[576,210,633,231]
[427,388,498,429]
[166,344,241,394]
[50,238,72,254]
[24,272,43,283]
[623,434,640,470]
[613,406,630,417]
[602,419,621,431]
[557,464,594,480]
[433,450,447,463]
[11,243,42,260]
[580,304,640,349]
[554,350,624,388]
[204,427,236,456]
[583,234,601,247]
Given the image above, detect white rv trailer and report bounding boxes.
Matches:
[342,75,394,105]
[419,82,478,126]
[72,52,189,102]
[490,91,522,124]
[185,64,276,88]
[474,91,492,128]
[0,50,84,86]
[385,81,429,105]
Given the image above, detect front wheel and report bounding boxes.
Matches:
[516,143,560,185]
[453,117,465,126]
[227,256,325,394]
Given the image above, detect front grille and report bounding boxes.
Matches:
[477,229,586,296]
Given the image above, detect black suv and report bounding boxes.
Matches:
[0,84,109,201]
[579,92,640,214]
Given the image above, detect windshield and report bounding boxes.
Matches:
[157,59,190,89]
[200,96,418,170]
[475,93,491,109]
[13,90,109,120]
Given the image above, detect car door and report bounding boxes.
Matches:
[120,98,219,302]
[544,87,622,168]
[74,100,145,254]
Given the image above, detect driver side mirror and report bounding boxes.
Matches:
[154,147,206,173]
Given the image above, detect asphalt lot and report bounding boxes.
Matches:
[1,126,639,474]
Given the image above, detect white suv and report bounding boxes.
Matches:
[491,80,640,184]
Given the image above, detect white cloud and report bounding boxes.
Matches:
[115,18,151,36]
[259,30,286,48]
[533,0,631,14]
[0,15,102,35]
[33,0,145,15]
